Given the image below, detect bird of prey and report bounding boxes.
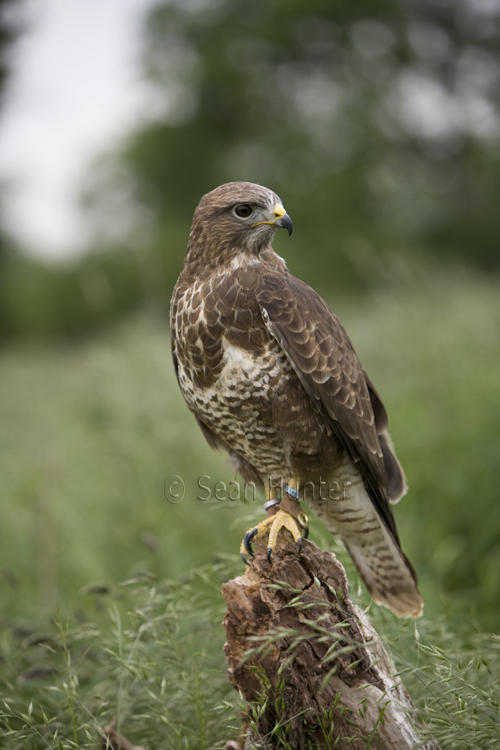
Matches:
[170,182,423,618]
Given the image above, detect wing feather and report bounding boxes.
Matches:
[258,273,401,545]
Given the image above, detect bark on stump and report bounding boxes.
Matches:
[222,538,438,750]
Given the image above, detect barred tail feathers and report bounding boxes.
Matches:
[309,471,423,619]
[345,536,423,618]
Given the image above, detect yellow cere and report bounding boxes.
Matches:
[251,203,286,227]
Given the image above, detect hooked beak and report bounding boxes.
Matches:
[271,204,293,236]
[274,212,293,236]
[250,203,293,236]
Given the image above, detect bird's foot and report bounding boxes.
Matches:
[240,508,308,565]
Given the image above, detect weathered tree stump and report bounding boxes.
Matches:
[222,538,438,750]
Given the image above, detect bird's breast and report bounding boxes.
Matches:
[177,332,285,433]
[171,273,330,478]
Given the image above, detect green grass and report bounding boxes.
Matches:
[0,315,248,621]
[1,267,499,746]
[1,562,500,749]
[0,561,242,749]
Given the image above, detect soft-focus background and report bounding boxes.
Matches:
[1,1,500,746]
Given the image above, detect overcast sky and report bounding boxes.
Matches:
[0,0,156,260]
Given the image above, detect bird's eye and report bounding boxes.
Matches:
[234,204,254,218]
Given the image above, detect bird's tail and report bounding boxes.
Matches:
[310,480,423,618]
[344,536,423,618]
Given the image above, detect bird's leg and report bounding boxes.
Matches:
[240,483,280,564]
[280,479,309,538]
[240,479,308,565]
[266,479,309,563]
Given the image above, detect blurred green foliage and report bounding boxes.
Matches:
[1,270,499,631]
[1,4,499,740]
[1,271,500,745]
[0,250,145,340]
[2,0,500,338]
[118,0,500,280]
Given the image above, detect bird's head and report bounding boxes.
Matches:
[185,182,292,270]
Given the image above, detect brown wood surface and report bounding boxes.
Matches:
[222,538,438,750]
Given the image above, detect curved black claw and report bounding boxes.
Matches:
[298,537,303,554]
[303,526,309,540]
[244,528,258,557]
[241,552,250,566]
[267,547,273,565]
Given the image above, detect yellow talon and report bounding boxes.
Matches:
[240,515,274,562]
[267,510,303,550]
[240,509,307,564]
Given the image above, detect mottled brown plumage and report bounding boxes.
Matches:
[170,182,422,617]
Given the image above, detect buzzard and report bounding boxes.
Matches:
[170,182,423,618]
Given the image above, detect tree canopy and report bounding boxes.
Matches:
[81,0,500,299]
[4,0,500,338]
